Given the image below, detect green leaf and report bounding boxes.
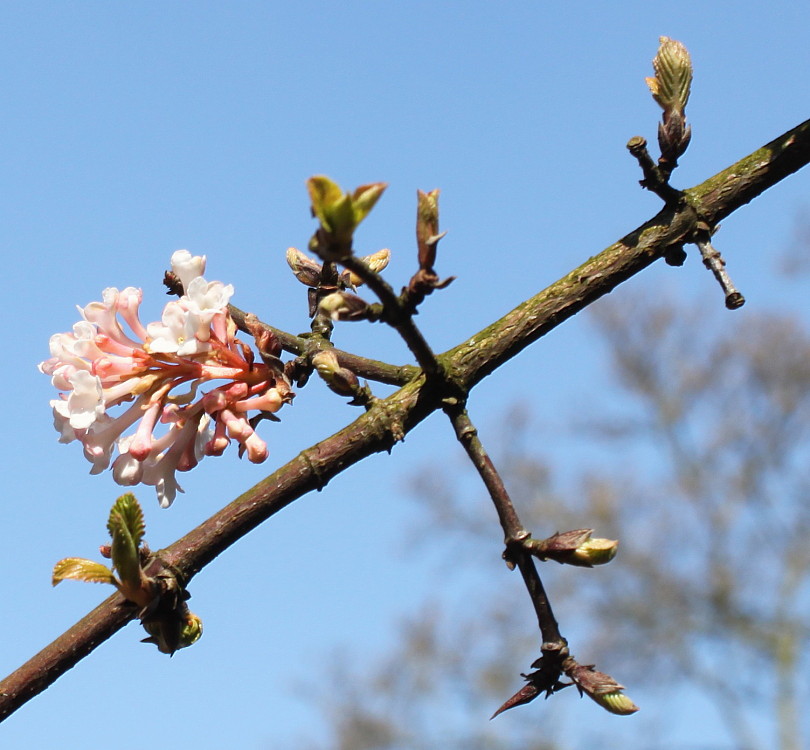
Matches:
[107,493,146,591]
[647,36,692,113]
[321,193,356,241]
[52,558,116,587]
[351,182,387,225]
[306,175,345,229]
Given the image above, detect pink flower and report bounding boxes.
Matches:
[40,253,291,507]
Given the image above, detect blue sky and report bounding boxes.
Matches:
[1,2,809,748]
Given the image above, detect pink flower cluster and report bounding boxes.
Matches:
[39,251,290,507]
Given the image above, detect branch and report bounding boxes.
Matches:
[444,119,810,388]
[3,118,810,721]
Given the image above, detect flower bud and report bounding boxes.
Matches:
[170,249,207,292]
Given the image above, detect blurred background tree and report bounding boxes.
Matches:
[301,290,810,750]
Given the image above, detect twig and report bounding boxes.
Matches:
[626,135,682,204]
[228,303,418,386]
[444,406,528,545]
[693,227,745,309]
[445,405,563,645]
[338,254,444,381]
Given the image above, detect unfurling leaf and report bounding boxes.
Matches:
[307,176,387,252]
[107,493,146,593]
[52,558,116,587]
[306,175,346,229]
[351,182,387,225]
[566,662,639,716]
[179,612,204,648]
[646,36,692,115]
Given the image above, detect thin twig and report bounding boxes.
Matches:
[693,229,745,309]
[338,255,445,380]
[444,406,528,544]
[228,303,418,386]
[445,405,563,645]
[626,135,682,204]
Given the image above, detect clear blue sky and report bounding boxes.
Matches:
[1,2,808,748]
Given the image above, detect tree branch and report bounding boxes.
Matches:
[3,118,810,722]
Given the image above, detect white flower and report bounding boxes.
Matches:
[146,300,205,355]
[52,370,105,430]
[171,249,207,291]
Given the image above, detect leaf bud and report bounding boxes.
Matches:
[530,529,618,567]
[311,350,361,396]
[566,662,639,716]
[317,291,370,321]
[416,189,441,270]
[286,247,323,287]
[646,36,692,116]
[345,248,391,287]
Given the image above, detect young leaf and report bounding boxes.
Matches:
[52,558,116,587]
[307,175,346,230]
[107,493,146,594]
[351,181,387,225]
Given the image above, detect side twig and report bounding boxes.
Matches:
[228,303,419,386]
[339,254,445,381]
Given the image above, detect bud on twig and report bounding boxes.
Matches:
[52,493,203,655]
[416,189,443,271]
[312,350,358,394]
[318,291,374,322]
[565,662,639,716]
[286,247,324,287]
[345,248,391,288]
[645,36,693,173]
[527,529,618,567]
